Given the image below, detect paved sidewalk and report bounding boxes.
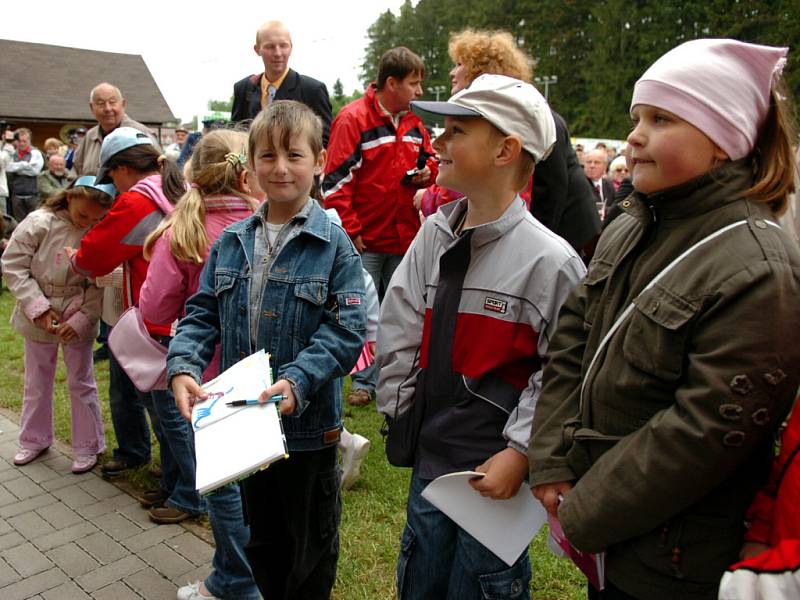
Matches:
[0,413,215,599]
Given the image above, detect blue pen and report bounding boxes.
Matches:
[225,394,286,407]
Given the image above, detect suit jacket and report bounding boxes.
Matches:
[531,110,601,252]
[587,175,616,209]
[231,68,333,146]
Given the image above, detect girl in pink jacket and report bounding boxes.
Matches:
[140,130,261,600]
[2,177,114,473]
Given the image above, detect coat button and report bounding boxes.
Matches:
[754,219,767,229]
[651,301,660,314]
[723,431,746,447]
[510,579,522,595]
[239,306,246,315]
[621,200,631,209]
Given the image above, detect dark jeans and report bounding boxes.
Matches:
[108,352,156,465]
[241,446,340,600]
[397,474,531,599]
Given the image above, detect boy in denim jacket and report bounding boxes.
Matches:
[168,101,366,600]
[376,75,586,598]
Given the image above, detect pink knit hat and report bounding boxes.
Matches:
[631,39,787,160]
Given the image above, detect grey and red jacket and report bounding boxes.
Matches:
[322,84,438,255]
[376,196,585,476]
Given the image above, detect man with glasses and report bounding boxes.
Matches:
[74,83,159,176]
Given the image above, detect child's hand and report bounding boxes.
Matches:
[63,246,77,260]
[410,166,432,186]
[56,322,77,343]
[353,235,366,253]
[172,374,207,421]
[470,447,529,500]
[739,541,770,561]
[368,341,376,355]
[260,379,296,416]
[532,481,574,517]
[34,309,60,334]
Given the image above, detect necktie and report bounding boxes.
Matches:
[268,85,277,105]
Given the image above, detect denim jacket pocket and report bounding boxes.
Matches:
[624,287,698,380]
[292,280,327,342]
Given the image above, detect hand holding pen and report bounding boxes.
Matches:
[258,379,296,416]
[226,394,287,407]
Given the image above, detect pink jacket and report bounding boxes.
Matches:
[139,195,255,380]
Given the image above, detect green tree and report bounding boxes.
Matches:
[333,79,345,102]
[207,96,234,112]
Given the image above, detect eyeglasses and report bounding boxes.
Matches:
[613,168,628,173]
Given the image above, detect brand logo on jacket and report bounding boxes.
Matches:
[483,297,507,314]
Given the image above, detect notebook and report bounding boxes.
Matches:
[547,512,606,591]
[191,350,288,494]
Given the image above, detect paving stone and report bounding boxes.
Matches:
[116,503,159,531]
[0,530,24,551]
[167,531,215,566]
[76,554,146,592]
[3,475,45,500]
[76,531,129,565]
[32,521,98,552]
[0,516,12,535]
[0,492,57,518]
[92,581,142,600]
[93,511,143,541]
[8,510,56,539]
[170,561,212,586]
[122,524,183,553]
[138,541,195,579]
[0,430,20,444]
[16,461,60,484]
[2,541,53,577]
[45,542,100,577]
[0,567,67,600]
[124,566,178,598]
[0,556,21,587]
[0,485,18,507]
[36,502,83,530]
[51,483,97,509]
[40,454,74,476]
[81,492,137,519]
[41,473,90,492]
[40,580,92,600]
[78,477,121,500]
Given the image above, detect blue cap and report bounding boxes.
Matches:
[96,127,154,184]
[73,175,117,199]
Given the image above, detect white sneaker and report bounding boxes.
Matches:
[341,433,371,490]
[177,581,218,600]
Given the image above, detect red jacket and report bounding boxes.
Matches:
[322,84,437,255]
[70,175,174,336]
[744,400,800,547]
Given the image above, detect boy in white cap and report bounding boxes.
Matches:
[376,74,586,598]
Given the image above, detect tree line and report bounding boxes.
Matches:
[359,0,798,139]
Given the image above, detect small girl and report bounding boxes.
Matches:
[528,39,800,600]
[139,129,261,600]
[168,100,366,599]
[3,176,114,473]
[67,128,206,525]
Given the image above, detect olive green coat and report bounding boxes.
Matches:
[528,161,800,599]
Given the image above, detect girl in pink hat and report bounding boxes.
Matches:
[528,39,800,600]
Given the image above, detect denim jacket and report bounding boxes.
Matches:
[167,200,366,451]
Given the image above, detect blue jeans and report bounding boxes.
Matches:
[360,251,403,296]
[108,352,154,465]
[205,483,259,600]
[397,474,531,600]
[149,387,205,515]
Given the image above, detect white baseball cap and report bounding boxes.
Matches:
[96,127,154,183]
[411,74,556,162]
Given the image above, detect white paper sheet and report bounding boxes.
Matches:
[191,350,288,494]
[421,471,547,566]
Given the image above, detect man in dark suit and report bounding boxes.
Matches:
[231,21,333,146]
[583,148,616,211]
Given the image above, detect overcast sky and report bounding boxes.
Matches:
[2,0,407,122]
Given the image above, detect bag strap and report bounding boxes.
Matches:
[578,219,777,413]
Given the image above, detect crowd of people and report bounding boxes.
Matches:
[1,19,799,600]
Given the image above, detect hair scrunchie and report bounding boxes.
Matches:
[157,154,167,166]
[224,152,247,168]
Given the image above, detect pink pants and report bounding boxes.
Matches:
[19,338,106,455]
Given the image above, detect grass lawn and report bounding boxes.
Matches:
[0,288,586,599]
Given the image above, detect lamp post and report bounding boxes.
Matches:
[534,75,558,100]
[427,85,448,102]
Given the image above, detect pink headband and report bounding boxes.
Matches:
[631,38,787,160]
